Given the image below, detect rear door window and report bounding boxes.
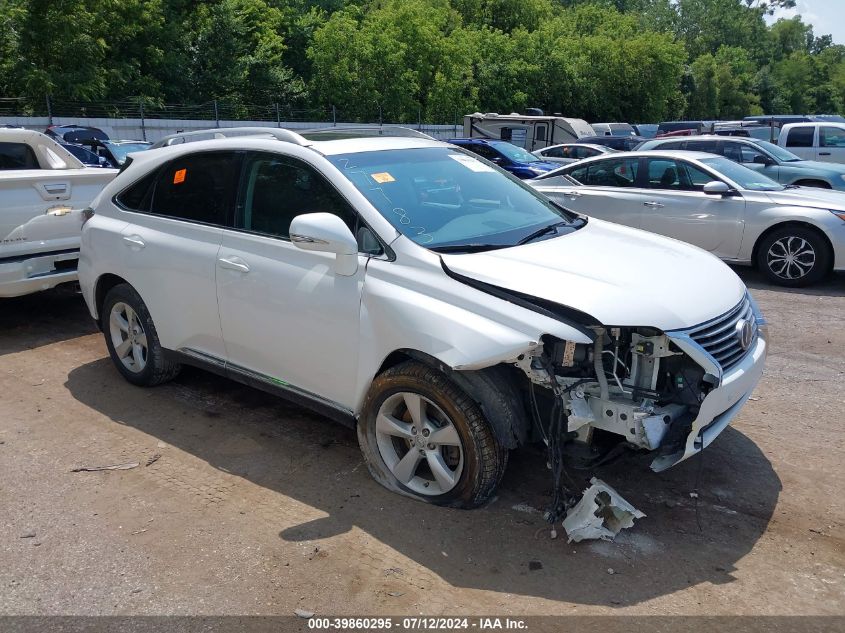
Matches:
[0,142,40,169]
[568,157,640,187]
[148,151,242,225]
[785,126,815,148]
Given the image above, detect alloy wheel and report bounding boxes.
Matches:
[108,301,148,373]
[374,392,464,496]
[766,236,816,281]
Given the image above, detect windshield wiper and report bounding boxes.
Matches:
[516,221,570,246]
[429,243,511,254]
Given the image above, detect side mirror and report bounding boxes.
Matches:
[753,155,774,166]
[703,181,732,195]
[289,212,359,276]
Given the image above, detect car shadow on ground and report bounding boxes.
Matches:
[0,285,97,356]
[732,266,845,298]
[65,357,782,607]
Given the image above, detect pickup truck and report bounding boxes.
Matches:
[1,129,117,297]
[779,122,845,164]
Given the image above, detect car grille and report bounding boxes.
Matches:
[685,295,757,372]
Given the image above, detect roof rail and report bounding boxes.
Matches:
[150,126,310,149]
[298,126,435,141]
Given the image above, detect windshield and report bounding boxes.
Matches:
[105,142,151,164]
[492,142,540,163]
[700,157,785,191]
[328,147,582,251]
[752,140,802,162]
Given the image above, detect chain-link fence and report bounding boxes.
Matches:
[0,97,463,141]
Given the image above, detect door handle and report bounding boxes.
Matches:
[122,235,145,249]
[218,256,250,273]
[643,201,664,208]
[819,152,831,156]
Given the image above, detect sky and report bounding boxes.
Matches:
[767,0,845,45]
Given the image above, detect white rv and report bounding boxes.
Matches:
[462,113,595,152]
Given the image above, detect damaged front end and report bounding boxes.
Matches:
[513,293,768,476]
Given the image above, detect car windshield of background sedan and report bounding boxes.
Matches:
[700,157,785,191]
[329,147,582,252]
[105,142,151,165]
[493,142,541,163]
[753,140,802,162]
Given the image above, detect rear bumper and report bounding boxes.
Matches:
[651,330,767,471]
[0,250,79,298]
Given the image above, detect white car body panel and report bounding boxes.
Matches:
[0,129,117,297]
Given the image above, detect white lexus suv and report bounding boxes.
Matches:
[79,128,767,510]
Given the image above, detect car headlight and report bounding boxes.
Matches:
[840,175,845,183]
[831,210,845,222]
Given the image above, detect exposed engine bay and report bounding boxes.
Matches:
[511,326,715,523]
[517,327,714,450]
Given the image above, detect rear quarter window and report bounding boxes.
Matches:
[0,142,40,170]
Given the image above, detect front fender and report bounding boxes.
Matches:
[352,258,592,413]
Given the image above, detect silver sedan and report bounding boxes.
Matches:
[529,150,845,286]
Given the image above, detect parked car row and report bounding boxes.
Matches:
[45,124,151,168]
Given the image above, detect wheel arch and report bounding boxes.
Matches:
[792,179,832,189]
[751,220,835,272]
[372,349,531,450]
[93,273,131,326]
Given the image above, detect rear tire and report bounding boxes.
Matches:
[102,284,181,386]
[755,226,831,287]
[358,361,507,508]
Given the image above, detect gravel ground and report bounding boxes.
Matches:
[0,268,843,617]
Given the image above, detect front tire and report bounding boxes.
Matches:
[358,361,507,508]
[102,284,181,386]
[756,226,831,287]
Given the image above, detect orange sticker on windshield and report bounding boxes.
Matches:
[371,172,395,184]
[173,169,186,184]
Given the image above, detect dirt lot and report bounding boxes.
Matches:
[0,268,843,617]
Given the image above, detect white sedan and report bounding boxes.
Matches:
[530,150,845,286]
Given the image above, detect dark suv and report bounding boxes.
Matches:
[448,138,558,179]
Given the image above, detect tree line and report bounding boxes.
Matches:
[0,0,841,124]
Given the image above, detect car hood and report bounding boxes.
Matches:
[762,186,845,210]
[523,161,559,172]
[441,219,746,331]
[791,160,845,174]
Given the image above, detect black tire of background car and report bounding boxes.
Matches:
[358,361,507,509]
[102,284,182,386]
[756,225,832,288]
